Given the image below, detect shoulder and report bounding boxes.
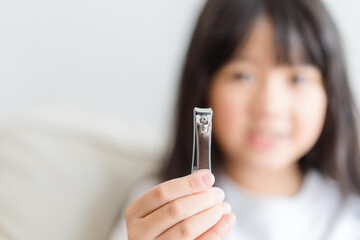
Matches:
[328,194,360,239]
[310,170,360,206]
[310,171,360,238]
[308,170,360,212]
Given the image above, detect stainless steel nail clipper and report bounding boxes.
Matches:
[191,107,213,173]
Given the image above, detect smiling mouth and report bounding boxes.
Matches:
[247,131,287,149]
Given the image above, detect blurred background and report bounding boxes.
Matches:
[0,0,359,240]
[0,0,360,148]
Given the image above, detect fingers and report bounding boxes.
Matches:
[156,202,231,240]
[196,213,236,240]
[141,187,225,238]
[126,170,214,219]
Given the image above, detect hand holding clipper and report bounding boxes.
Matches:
[125,107,235,240]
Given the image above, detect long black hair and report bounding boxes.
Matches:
[160,0,360,195]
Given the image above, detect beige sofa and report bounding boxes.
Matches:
[0,116,163,240]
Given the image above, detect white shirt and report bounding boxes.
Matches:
[110,170,360,240]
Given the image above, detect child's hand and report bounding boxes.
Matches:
[125,170,236,240]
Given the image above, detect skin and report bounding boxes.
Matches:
[125,15,327,240]
[125,170,236,240]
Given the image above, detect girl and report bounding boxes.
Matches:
[111,0,360,239]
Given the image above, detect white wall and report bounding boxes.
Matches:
[323,0,360,102]
[0,0,359,147]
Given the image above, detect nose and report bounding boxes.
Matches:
[249,71,290,120]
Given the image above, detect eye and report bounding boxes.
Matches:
[233,71,253,82]
[292,74,307,84]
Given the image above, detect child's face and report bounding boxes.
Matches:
[209,15,327,172]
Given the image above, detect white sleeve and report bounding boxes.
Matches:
[109,177,160,240]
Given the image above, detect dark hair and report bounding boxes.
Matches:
[160,0,360,195]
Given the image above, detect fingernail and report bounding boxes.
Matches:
[215,188,225,200]
[201,172,215,186]
[222,202,231,213]
[226,213,236,225]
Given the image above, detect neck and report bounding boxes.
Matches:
[224,161,304,196]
